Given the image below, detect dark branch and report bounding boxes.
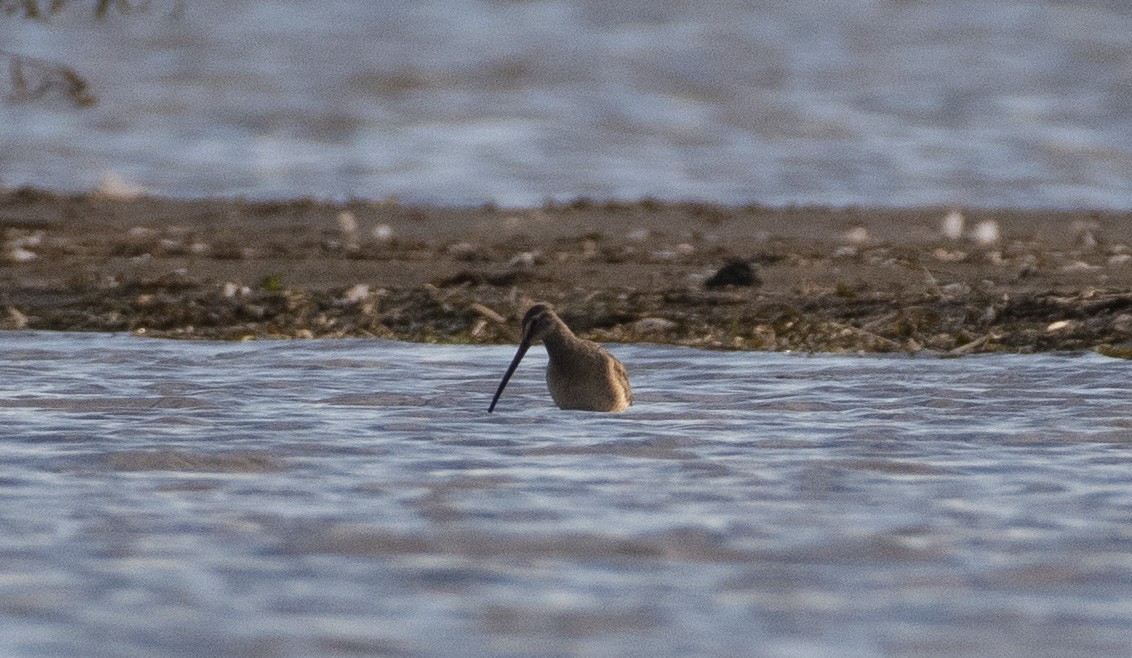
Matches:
[1,50,96,107]
[1,0,152,18]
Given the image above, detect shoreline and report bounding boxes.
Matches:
[2,187,1131,356]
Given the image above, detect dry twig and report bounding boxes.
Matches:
[1,49,95,106]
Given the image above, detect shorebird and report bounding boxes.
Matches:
[488,303,632,413]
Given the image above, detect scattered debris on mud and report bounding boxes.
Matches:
[3,188,1131,357]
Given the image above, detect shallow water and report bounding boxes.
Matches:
[3,1,1131,207]
[1,332,1131,656]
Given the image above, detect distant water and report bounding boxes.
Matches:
[1,0,1131,208]
[1,331,1131,656]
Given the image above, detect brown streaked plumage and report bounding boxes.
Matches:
[488,303,632,413]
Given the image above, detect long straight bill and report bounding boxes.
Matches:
[488,340,532,412]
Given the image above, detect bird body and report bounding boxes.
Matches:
[489,304,632,413]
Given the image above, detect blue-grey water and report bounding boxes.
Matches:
[1,331,1131,656]
[2,0,1131,208]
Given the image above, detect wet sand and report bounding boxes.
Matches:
[2,187,1131,355]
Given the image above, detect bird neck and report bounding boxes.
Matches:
[541,315,580,356]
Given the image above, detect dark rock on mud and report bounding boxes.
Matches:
[705,260,760,288]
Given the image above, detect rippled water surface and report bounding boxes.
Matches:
[1,332,1131,656]
[3,1,1131,207]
